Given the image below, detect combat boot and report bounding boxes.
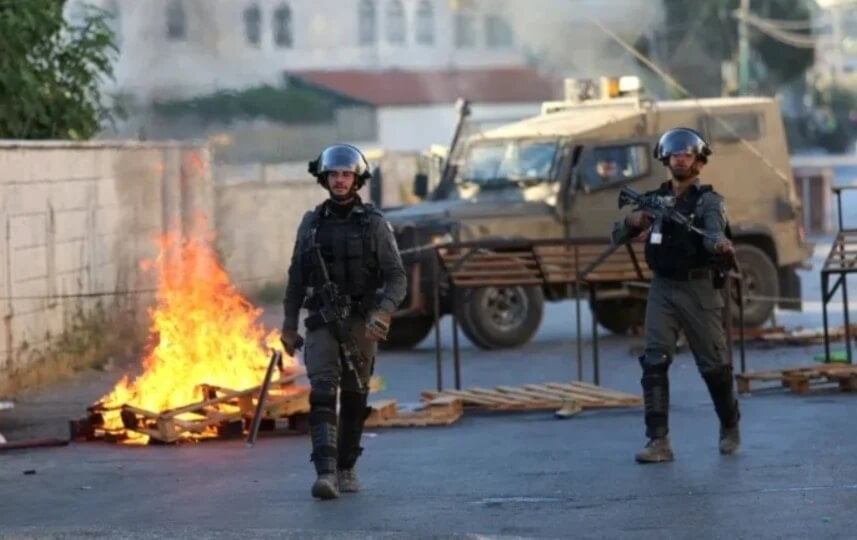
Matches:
[635,437,674,463]
[702,367,741,456]
[719,424,740,455]
[311,473,340,500]
[337,468,359,493]
[308,382,339,500]
[337,390,371,493]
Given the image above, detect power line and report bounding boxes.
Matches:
[582,13,794,192]
[734,11,818,49]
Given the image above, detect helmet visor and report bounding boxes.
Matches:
[658,130,707,158]
[319,145,365,174]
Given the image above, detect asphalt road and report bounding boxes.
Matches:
[2,173,857,539]
[2,293,856,539]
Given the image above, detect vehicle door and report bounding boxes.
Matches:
[560,139,659,238]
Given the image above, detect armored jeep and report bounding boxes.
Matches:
[382,78,814,350]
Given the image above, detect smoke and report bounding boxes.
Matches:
[500,0,665,82]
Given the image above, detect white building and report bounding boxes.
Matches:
[71,0,525,102]
[66,0,662,155]
[286,67,558,151]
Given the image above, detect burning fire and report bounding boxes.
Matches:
[96,225,293,443]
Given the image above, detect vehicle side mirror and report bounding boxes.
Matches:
[413,173,429,198]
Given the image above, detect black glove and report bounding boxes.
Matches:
[280,328,304,357]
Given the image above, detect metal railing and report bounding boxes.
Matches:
[429,236,746,391]
[821,186,857,364]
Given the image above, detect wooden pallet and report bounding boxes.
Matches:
[419,381,642,415]
[365,396,463,428]
[735,364,857,394]
[117,370,310,443]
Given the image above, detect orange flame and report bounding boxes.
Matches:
[97,225,293,443]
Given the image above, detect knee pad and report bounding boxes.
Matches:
[309,381,337,410]
[639,350,671,374]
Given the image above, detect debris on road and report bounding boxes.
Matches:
[736,363,857,394]
[366,380,642,428]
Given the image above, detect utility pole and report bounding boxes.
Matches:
[738,0,750,95]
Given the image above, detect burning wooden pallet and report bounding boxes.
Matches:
[419,381,642,417]
[736,364,857,394]
[71,369,311,444]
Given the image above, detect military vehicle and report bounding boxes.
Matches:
[382,77,814,350]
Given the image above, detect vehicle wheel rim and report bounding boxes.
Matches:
[733,268,759,308]
[480,287,529,332]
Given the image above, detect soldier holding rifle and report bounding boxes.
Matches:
[611,128,741,463]
[281,144,406,499]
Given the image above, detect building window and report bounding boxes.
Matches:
[415,0,434,45]
[166,0,186,41]
[273,3,293,48]
[244,4,261,47]
[485,14,513,48]
[359,0,376,45]
[386,0,406,45]
[454,7,476,48]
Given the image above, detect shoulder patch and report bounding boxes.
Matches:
[385,220,394,233]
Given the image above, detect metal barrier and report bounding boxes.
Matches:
[821,186,857,364]
[430,237,746,391]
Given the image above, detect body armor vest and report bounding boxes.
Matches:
[302,203,382,308]
[644,183,713,278]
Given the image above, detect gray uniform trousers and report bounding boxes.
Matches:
[641,274,740,439]
[304,314,376,475]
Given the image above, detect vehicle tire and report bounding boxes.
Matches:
[591,298,647,335]
[732,243,779,327]
[380,315,434,350]
[457,285,544,350]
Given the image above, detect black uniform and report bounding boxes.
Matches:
[283,195,406,477]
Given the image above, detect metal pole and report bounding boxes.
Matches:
[737,0,751,95]
[246,350,282,447]
[574,246,583,381]
[739,277,746,374]
[843,274,852,364]
[433,254,443,391]
[452,286,462,390]
[589,286,600,386]
[836,189,844,231]
[725,276,734,369]
[822,272,831,364]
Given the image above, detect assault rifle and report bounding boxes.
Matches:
[617,185,716,243]
[311,243,367,391]
[617,185,739,274]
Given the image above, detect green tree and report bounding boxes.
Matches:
[661,0,814,95]
[0,1,117,139]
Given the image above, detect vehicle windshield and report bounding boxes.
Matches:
[458,139,560,187]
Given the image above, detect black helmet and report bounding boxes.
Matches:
[308,144,371,188]
[653,128,712,164]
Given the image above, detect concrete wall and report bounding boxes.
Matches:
[0,141,213,394]
[213,169,377,293]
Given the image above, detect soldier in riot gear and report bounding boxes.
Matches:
[612,127,741,463]
[281,143,407,499]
